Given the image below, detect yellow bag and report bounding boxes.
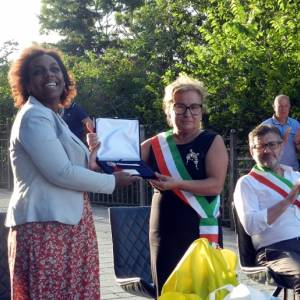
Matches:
[159,238,238,300]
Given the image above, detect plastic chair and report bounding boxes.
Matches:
[232,203,295,300]
[109,206,156,299]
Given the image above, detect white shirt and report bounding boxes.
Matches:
[234,164,300,250]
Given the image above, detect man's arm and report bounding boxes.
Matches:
[267,179,300,224]
[234,177,270,236]
[235,175,300,235]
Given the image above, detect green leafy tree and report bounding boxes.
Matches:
[105,0,208,135]
[39,0,300,140]
[39,0,207,135]
[179,0,300,139]
[65,49,165,135]
[0,41,18,122]
[40,0,119,55]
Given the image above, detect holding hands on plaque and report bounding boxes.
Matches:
[87,131,139,186]
[150,172,181,191]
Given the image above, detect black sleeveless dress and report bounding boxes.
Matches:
[148,130,222,297]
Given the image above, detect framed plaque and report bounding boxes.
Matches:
[96,118,156,179]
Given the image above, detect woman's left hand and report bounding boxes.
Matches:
[149,172,180,191]
[88,144,101,171]
[87,133,100,151]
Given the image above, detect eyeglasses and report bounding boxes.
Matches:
[173,103,202,115]
[252,141,283,151]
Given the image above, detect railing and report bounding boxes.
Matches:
[0,119,12,189]
[80,129,254,228]
[0,121,253,227]
[224,129,253,227]
[90,180,153,206]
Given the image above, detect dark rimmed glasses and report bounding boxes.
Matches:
[252,141,283,151]
[173,103,202,115]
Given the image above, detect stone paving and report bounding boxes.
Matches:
[0,189,291,299]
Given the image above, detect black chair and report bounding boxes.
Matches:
[0,212,10,300]
[109,206,156,299]
[232,203,295,300]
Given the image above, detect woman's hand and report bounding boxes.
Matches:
[86,122,99,152]
[113,171,139,187]
[149,172,180,191]
[86,132,100,151]
[87,132,101,171]
[88,144,101,171]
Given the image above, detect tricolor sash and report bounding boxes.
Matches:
[151,130,220,244]
[249,164,300,209]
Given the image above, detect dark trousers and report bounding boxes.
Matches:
[256,238,300,295]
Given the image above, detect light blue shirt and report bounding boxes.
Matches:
[261,116,300,170]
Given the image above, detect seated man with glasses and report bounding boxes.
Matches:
[234,124,300,298]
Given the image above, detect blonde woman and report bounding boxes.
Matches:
[141,75,228,297]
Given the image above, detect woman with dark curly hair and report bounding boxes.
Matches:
[6,45,136,299]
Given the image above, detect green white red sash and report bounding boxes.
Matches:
[249,164,300,209]
[151,130,220,244]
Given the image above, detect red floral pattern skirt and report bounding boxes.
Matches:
[8,195,100,300]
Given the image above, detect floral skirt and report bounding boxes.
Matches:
[8,194,100,300]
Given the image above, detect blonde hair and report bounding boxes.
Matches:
[163,74,207,126]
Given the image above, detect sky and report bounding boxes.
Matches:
[0,0,60,58]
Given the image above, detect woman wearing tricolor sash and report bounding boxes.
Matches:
[234,124,300,298]
[141,75,228,298]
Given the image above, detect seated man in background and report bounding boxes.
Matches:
[234,124,300,298]
[62,101,94,142]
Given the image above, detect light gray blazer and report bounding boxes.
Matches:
[6,96,115,227]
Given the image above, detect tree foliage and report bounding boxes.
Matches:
[65,49,165,134]
[39,0,208,135]
[40,0,118,55]
[0,41,18,122]
[181,0,300,137]
[1,0,300,141]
